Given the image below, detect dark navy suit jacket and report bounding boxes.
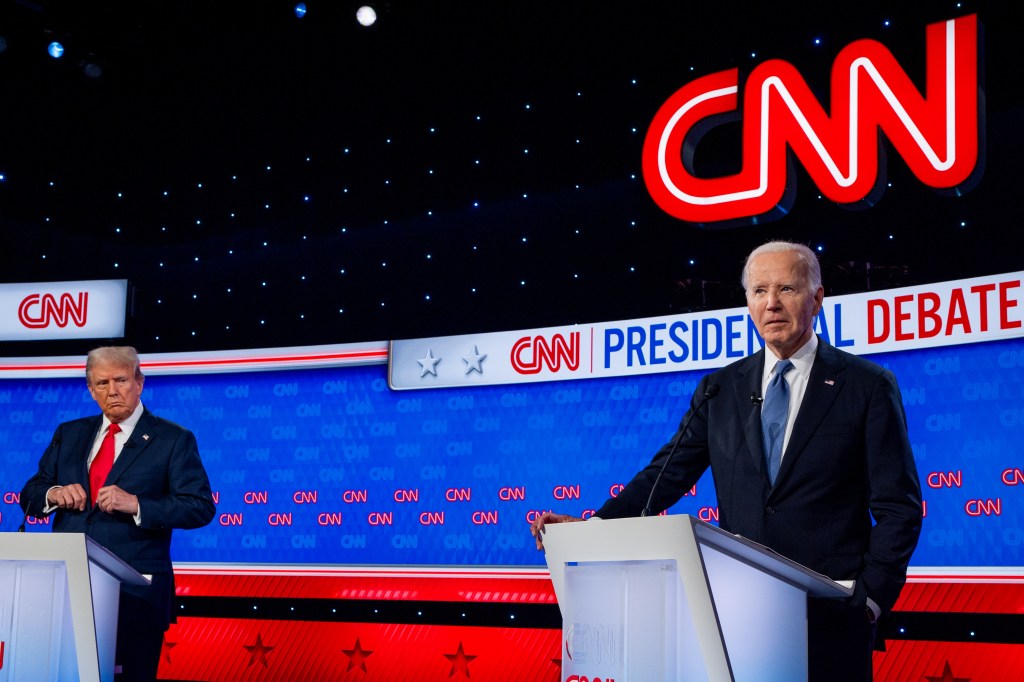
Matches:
[21,408,216,630]
[595,338,922,614]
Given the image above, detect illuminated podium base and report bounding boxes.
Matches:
[0,533,149,682]
[542,515,853,682]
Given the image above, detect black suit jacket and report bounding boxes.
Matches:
[21,408,216,630]
[595,338,923,614]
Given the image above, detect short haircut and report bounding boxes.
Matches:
[86,346,144,384]
[741,240,822,292]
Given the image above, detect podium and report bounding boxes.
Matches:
[542,515,853,682]
[0,533,149,682]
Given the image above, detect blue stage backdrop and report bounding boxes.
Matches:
[3,336,1022,570]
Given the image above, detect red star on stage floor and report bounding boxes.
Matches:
[161,636,177,664]
[443,641,477,678]
[342,638,374,673]
[925,661,972,682]
[244,632,275,669]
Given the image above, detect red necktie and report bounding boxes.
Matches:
[89,423,121,506]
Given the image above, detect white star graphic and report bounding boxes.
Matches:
[417,349,442,377]
[462,345,487,374]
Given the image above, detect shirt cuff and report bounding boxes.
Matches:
[865,597,881,623]
[42,486,63,514]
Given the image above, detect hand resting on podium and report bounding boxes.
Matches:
[529,511,585,550]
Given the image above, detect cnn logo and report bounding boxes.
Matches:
[18,292,89,329]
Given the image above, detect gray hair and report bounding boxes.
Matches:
[741,240,822,292]
[86,346,144,384]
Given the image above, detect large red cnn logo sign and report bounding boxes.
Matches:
[18,292,89,329]
[642,15,979,224]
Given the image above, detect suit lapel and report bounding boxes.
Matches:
[735,352,768,476]
[774,341,847,485]
[78,417,104,485]
[105,410,158,485]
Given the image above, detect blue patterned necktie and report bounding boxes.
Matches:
[762,359,794,484]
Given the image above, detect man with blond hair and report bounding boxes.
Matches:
[21,346,216,681]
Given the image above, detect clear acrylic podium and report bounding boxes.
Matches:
[0,533,149,682]
[542,514,853,681]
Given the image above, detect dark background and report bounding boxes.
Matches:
[0,0,1019,356]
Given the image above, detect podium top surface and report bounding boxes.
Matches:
[543,514,853,600]
[0,532,150,585]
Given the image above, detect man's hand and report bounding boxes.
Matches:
[46,484,88,512]
[530,511,584,550]
[95,485,140,516]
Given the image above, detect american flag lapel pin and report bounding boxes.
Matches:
[143,434,151,441]
[824,379,835,386]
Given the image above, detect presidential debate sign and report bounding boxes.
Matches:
[2,271,1023,574]
[643,14,981,224]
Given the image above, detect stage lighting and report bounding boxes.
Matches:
[47,41,64,58]
[356,5,377,27]
[294,3,307,18]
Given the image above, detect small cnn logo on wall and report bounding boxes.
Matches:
[18,292,89,329]
[643,14,981,225]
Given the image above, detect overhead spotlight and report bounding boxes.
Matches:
[294,3,307,18]
[83,62,102,79]
[356,5,377,27]
[47,41,64,58]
